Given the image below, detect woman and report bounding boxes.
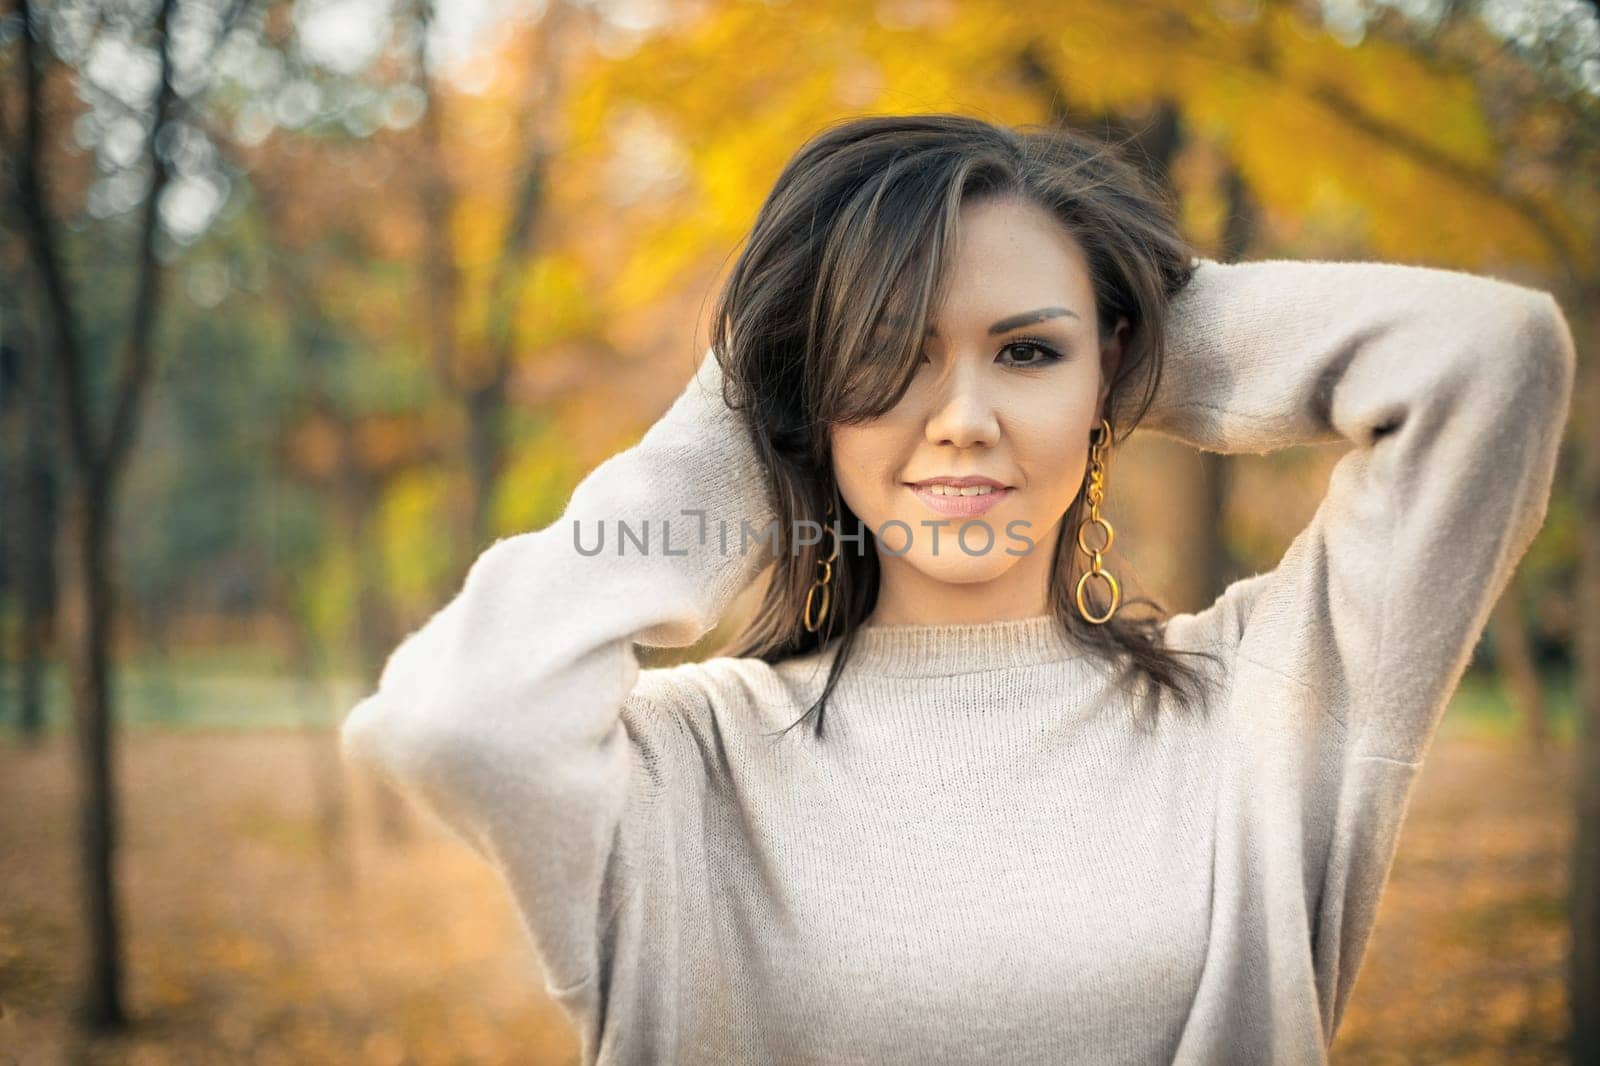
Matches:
[340,114,1575,1065]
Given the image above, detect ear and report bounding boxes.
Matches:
[1097,315,1129,420]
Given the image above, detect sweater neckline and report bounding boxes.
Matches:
[828,613,1088,678]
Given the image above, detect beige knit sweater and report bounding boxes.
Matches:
[340,256,1576,1065]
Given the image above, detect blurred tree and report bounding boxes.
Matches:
[0,244,60,743]
[202,0,608,623]
[405,0,598,574]
[3,0,260,1031]
[8,0,179,1029]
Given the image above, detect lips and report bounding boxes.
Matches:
[906,480,1014,517]
[908,475,1007,490]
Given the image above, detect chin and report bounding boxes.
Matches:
[902,548,1020,585]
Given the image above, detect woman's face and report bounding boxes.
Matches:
[829,194,1127,625]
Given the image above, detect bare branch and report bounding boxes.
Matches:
[15,0,99,483]
[481,4,573,390]
[104,0,177,475]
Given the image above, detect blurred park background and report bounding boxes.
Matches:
[2,0,1598,1062]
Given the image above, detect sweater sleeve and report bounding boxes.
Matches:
[1142,257,1575,1048]
[1140,256,1575,765]
[338,348,779,999]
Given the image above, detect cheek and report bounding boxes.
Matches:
[829,423,901,515]
[1008,392,1097,505]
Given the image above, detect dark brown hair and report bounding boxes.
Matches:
[708,113,1222,738]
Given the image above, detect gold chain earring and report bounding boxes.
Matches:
[1074,417,1122,625]
[802,495,839,634]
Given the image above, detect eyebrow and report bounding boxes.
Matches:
[882,307,1080,336]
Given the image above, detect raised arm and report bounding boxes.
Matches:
[338,349,778,998]
[1139,257,1575,1049]
[1139,255,1575,764]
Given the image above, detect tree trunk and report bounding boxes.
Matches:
[1188,161,1260,606]
[57,484,127,1028]
[0,254,60,743]
[18,329,60,741]
[284,606,352,890]
[465,381,506,552]
[336,436,412,845]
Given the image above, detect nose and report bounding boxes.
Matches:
[923,363,1000,449]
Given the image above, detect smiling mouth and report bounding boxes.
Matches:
[905,482,1014,516]
[911,483,1004,496]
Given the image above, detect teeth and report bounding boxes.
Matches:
[926,484,994,496]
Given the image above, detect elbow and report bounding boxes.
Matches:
[339,694,388,773]
[1446,284,1578,453]
[340,693,416,782]
[1500,287,1577,425]
[1482,288,1576,552]
[1529,290,1577,421]
[339,690,479,795]
[338,692,510,861]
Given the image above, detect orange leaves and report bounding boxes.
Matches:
[557,0,1584,280]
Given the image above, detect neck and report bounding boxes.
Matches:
[865,519,1063,627]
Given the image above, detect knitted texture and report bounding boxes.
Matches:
[340,257,1576,1065]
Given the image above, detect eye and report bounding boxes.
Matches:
[999,339,1066,367]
